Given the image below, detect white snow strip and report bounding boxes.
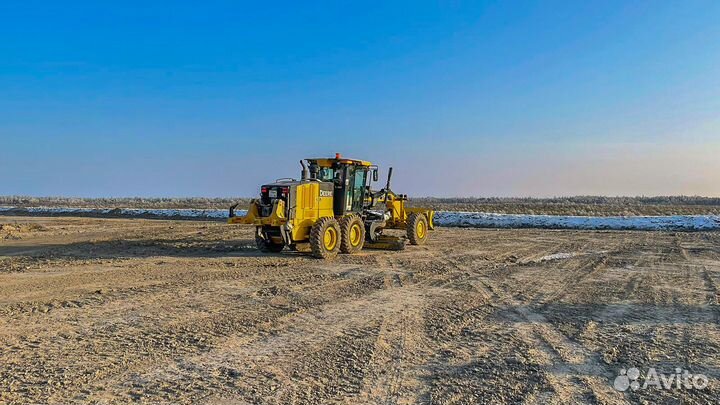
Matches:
[1,206,719,231]
[0,206,230,219]
[432,211,720,231]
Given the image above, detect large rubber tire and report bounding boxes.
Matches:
[310,217,341,259]
[255,233,284,253]
[406,213,429,245]
[340,215,365,254]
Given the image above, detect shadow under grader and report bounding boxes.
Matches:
[0,238,302,260]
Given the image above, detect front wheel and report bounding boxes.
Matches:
[407,213,429,245]
[309,217,341,259]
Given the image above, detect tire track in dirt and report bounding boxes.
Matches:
[538,255,609,304]
[0,261,384,402]
[93,283,433,404]
[700,265,720,323]
[146,251,492,404]
[0,258,352,319]
[440,255,624,404]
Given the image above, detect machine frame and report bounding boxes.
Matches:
[228,154,434,258]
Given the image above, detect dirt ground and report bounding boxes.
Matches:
[1,216,719,404]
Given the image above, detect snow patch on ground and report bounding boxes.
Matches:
[0,206,230,219]
[538,252,577,261]
[1,206,719,231]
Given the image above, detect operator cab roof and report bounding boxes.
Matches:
[307,153,373,167]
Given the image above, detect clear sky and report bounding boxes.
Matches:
[1,1,719,197]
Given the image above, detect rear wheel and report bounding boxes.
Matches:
[340,215,365,254]
[407,213,429,245]
[310,217,341,259]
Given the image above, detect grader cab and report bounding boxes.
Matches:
[228,153,434,258]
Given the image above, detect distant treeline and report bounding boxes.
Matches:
[2,195,720,216]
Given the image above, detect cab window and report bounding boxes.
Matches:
[318,167,334,181]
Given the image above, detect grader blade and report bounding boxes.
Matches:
[364,235,406,251]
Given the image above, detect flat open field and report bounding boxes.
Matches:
[4,195,720,216]
[1,216,719,404]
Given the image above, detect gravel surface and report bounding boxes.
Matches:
[1,216,719,404]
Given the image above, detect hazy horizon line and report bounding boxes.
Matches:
[2,194,720,200]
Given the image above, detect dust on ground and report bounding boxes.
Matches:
[1,216,718,404]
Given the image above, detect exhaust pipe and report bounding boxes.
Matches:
[385,167,393,191]
[300,160,309,180]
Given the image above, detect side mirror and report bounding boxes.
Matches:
[373,169,379,182]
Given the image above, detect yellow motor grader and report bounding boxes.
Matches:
[228,153,434,258]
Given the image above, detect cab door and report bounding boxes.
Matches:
[349,168,367,212]
[333,165,368,216]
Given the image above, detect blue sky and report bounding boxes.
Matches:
[1,1,719,197]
